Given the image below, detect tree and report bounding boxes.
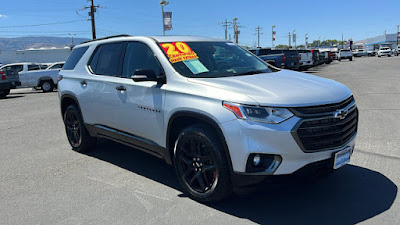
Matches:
[296,45,305,49]
[275,44,289,49]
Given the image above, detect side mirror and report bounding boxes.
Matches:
[131,69,166,84]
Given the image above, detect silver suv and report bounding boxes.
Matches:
[58,35,358,202]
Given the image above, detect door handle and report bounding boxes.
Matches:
[115,86,126,91]
[80,80,87,86]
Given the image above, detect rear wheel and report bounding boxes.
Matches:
[0,89,10,98]
[349,57,353,61]
[41,80,54,93]
[173,125,232,203]
[63,104,96,152]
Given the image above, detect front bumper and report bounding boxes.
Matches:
[221,116,356,175]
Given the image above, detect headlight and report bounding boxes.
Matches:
[223,102,294,124]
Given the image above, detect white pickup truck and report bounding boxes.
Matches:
[19,62,64,92]
[297,50,313,70]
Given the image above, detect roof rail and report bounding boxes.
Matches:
[80,34,131,44]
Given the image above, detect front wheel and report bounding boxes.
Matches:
[173,125,232,203]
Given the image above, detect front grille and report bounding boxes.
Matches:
[291,96,358,153]
[291,96,354,116]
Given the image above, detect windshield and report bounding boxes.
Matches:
[159,41,271,78]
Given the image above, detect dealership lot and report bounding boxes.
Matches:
[1,57,399,224]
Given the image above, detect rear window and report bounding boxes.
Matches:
[63,46,89,70]
[28,65,40,71]
[90,42,125,76]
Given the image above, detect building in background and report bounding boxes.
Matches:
[0,47,71,64]
[365,33,398,50]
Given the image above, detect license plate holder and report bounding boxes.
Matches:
[333,147,352,169]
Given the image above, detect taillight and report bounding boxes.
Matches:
[0,71,5,80]
[282,54,286,62]
[299,54,301,60]
[57,74,63,82]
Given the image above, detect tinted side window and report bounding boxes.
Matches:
[88,46,101,73]
[63,46,89,70]
[122,42,163,78]
[28,65,40,71]
[95,42,125,76]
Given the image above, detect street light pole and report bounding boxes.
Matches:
[293,30,296,49]
[68,33,76,46]
[305,33,308,49]
[160,0,169,36]
[397,25,399,47]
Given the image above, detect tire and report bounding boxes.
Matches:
[63,104,96,152]
[378,54,381,57]
[349,57,353,61]
[173,124,232,203]
[0,89,10,98]
[41,80,54,93]
[338,58,341,61]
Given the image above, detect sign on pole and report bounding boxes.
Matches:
[163,12,172,31]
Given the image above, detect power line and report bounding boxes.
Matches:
[0,20,86,29]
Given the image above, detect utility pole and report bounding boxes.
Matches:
[233,18,240,44]
[272,25,276,48]
[89,0,97,39]
[342,34,344,49]
[79,0,100,39]
[255,26,263,48]
[221,19,232,40]
[288,32,291,48]
[160,0,169,36]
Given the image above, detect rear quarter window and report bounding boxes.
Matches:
[63,46,89,70]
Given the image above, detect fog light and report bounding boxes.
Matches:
[253,154,261,166]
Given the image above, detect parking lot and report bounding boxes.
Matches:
[1,56,400,224]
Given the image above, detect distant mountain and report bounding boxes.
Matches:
[0,36,90,51]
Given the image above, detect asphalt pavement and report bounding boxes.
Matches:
[0,56,399,224]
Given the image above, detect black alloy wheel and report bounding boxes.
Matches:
[176,137,218,194]
[63,104,96,152]
[65,109,82,148]
[174,125,232,203]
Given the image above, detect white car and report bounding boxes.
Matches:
[338,49,353,61]
[18,62,63,92]
[58,35,358,202]
[377,47,392,57]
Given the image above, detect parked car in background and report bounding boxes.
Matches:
[0,65,22,97]
[311,49,320,66]
[58,35,358,203]
[377,47,392,57]
[19,63,63,92]
[338,49,353,61]
[318,50,326,64]
[393,45,400,56]
[367,50,376,56]
[249,49,284,68]
[352,49,368,57]
[297,49,313,70]
[281,50,300,69]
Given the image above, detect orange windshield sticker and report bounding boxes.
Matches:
[159,42,199,63]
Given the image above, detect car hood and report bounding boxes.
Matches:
[188,70,352,107]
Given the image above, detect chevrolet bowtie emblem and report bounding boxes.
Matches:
[334,109,349,119]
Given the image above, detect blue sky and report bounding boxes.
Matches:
[1,0,399,47]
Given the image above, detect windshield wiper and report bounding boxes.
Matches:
[235,70,267,76]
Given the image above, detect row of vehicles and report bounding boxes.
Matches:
[249,48,338,71]
[0,62,64,97]
[352,45,400,57]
